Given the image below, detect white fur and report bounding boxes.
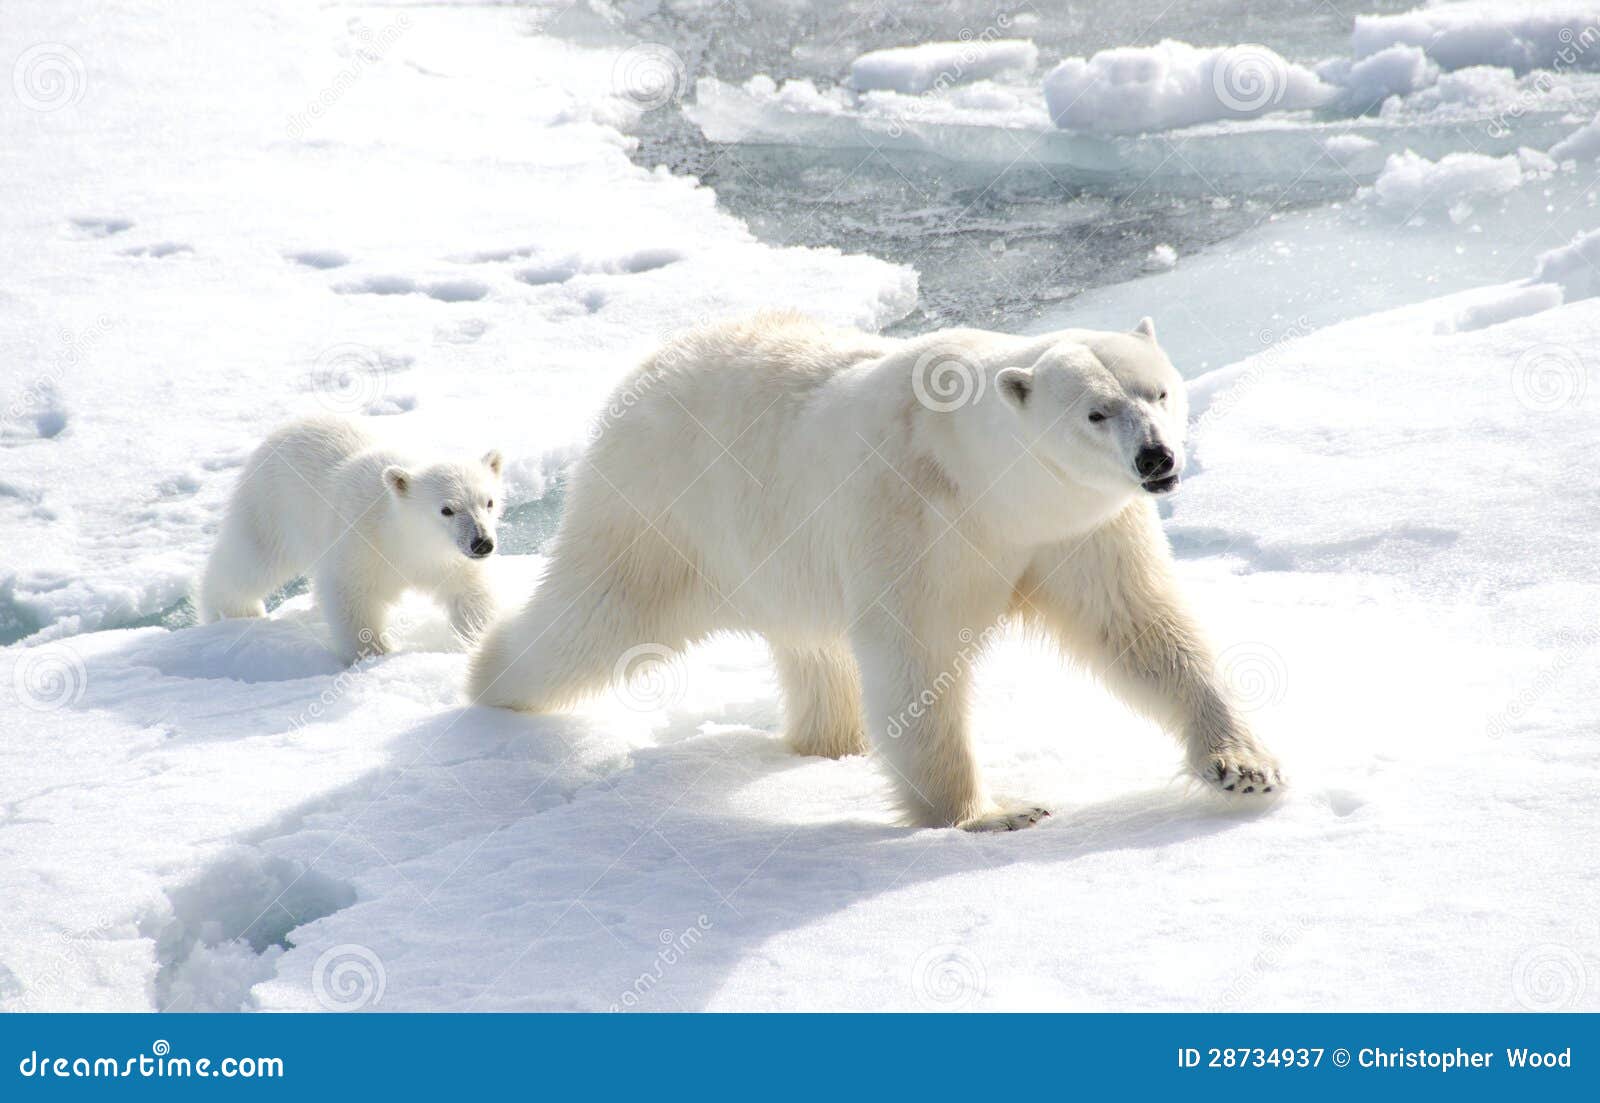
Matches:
[198,415,504,663]
[469,313,1282,828]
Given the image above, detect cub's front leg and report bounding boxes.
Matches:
[442,570,497,647]
[315,547,398,664]
[1020,502,1284,796]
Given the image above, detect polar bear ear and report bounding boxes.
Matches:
[481,449,503,477]
[382,465,411,498]
[1132,316,1157,341]
[996,366,1033,408]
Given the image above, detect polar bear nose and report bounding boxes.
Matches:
[469,535,495,558]
[1134,444,1175,479]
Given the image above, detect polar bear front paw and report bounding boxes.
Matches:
[960,805,1051,832]
[1196,749,1284,796]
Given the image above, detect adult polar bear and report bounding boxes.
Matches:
[469,313,1282,830]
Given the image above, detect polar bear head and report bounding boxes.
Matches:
[382,450,505,560]
[997,318,1188,496]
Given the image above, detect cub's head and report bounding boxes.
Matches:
[382,450,505,560]
[997,318,1187,496]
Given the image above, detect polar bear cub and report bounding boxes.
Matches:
[199,415,504,662]
[469,313,1283,830]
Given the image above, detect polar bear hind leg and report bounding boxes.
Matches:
[775,644,868,758]
[197,513,297,623]
[468,527,709,712]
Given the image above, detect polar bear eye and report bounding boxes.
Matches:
[1088,411,1107,424]
[1158,390,1168,402]
[486,499,494,510]
[440,507,454,517]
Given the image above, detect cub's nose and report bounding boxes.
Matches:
[1134,444,1175,480]
[469,536,495,558]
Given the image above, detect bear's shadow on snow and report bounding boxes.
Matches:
[85,621,1260,1010]
[236,701,1258,1010]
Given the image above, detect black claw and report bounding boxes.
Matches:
[1243,786,1256,793]
[1224,783,1236,791]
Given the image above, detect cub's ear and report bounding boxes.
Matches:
[1132,316,1157,341]
[481,449,504,477]
[382,466,411,497]
[996,366,1033,408]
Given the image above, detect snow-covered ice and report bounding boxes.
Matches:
[4,0,1599,1014]
[1043,40,1335,134]
[1362,148,1528,221]
[1352,1,1600,74]
[848,39,1038,94]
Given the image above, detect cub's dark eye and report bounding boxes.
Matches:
[1088,412,1107,423]
[486,499,494,510]
[1158,390,1168,401]
[441,507,454,517]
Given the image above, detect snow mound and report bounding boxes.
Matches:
[1551,111,1600,160]
[1363,149,1524,221]
[1322,44,1439,112]
[1534,228,1600,301]
[1352,1,1600,75]
[848,39,1037,94]
[1438,283,1565,334]
[1044,40,1335,133]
